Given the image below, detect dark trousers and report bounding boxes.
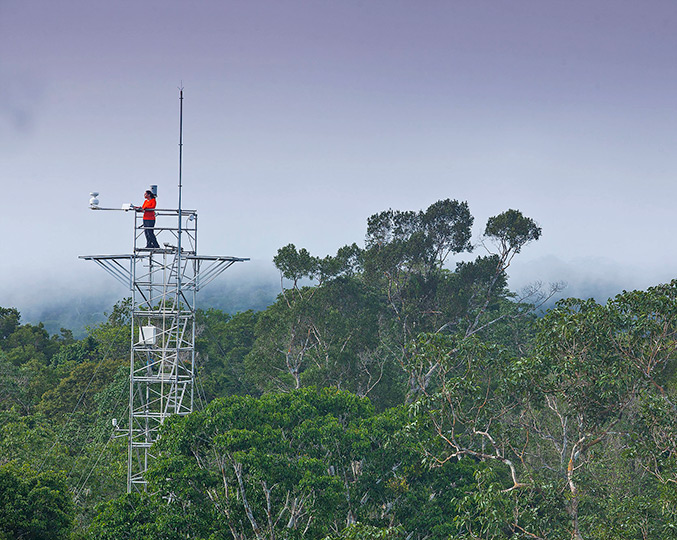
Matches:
[143,219,160,248]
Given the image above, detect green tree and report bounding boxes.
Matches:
[85,298,132,363]
[245,277,395,404]
[323,523,405,539]
[88,492,160,540]
[0,307,20,342]
[2,322,61,366]
[0,411,68,471]
[89,388,479,539]
[145,388,375,539]
[196,308,259,400]
[0,310,78,414]
[410,282,677,538]
[354,405,478,538]
[0,463,74,540]
[255,201,544,408]
[38,357,125,418]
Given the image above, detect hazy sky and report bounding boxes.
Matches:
[2,1,677,318]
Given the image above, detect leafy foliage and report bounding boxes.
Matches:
[0,463,74,539]
[145,388,375,539]
[4,199,677,538]
[196,308,259,400]
[409,282,677,537]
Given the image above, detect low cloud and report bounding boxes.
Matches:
[509,255,673,306]
[0,259,280,338]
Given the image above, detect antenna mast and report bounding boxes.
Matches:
[178,88,184,253]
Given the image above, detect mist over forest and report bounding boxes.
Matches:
[5,254,662,339]
[3,263,279,337]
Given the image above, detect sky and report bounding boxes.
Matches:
[2,1,677,324]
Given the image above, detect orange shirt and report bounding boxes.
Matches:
[141,198,156,220]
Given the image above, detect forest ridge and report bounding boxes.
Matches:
[1,199,676,539]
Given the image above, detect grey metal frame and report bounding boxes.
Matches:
[81,207,247,492]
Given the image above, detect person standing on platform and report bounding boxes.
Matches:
[135,190,160,249]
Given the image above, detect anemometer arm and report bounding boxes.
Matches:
[88,192,136,211]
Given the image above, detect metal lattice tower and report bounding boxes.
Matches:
[80,92,247,492]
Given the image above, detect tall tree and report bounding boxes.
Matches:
[254,201,544,407]
[410,282,677,538]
